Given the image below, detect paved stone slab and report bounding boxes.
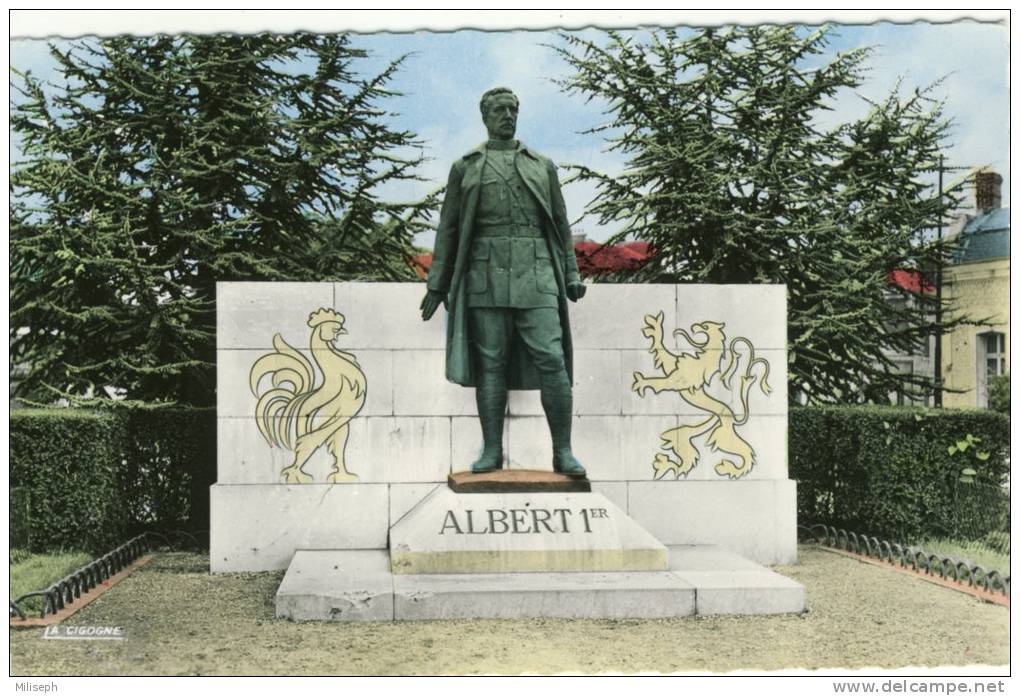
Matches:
[276,550,393,621]
[668,544,767,571]
[668,545,805,615]
[216,282,334,350]
[448,470,591,493]
[271,545,803,620]
[338,282,446,350]
[452,416,508,472]
[393,570,695,620]
[392,350,477,416]
[217,415,452,485]
[506,416,625,479]
[676,284,787,351]
[679,571,805,615]
[589,481,628,512]
[210,483,389,572]
[389,483,442,527]
[343,417,452,483]
[570,284,680,351]
[389,487,667,574]
[628,480,798,565]
[507,350,624,416]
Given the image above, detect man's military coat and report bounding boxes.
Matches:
[426,141,582,389]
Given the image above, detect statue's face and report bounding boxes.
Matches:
[482,93,518,140]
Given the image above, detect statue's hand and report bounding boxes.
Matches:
[566,282,586,302]
[420,289,446,320]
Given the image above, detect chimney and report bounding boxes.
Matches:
[975,170,1003,212]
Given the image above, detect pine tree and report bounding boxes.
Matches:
[554,26,966,404]
[11,33,437,406]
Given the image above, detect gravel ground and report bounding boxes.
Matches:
[9,546,1009,675]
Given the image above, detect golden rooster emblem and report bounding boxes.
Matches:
[632,311,771,480]
[249,308,367,484]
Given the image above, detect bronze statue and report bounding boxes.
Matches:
[420,87,587,477]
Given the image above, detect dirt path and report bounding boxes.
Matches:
[9,547,1009,675]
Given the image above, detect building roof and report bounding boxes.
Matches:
[411,241,655,280]
[953,207,1009,264]
[887,269,934,294]
[574,240,652,276]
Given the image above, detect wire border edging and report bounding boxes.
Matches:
[798,524,1010,596]
[10,533,150,620]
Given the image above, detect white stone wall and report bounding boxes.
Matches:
[212,281,793,571]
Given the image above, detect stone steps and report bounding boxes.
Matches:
[275,545,805,621]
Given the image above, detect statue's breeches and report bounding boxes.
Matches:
[469,307,567,382]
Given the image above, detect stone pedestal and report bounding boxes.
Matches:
[389,486,667,574]
[275,477,806,620]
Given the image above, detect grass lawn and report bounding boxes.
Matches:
[8,545,1009,675]
[918,539,1009,577]
[10,550,93,614]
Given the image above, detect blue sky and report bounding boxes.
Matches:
[10,20,1009,246]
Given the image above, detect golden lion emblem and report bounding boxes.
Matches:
[632,311,770,480]
[249,308,367,484]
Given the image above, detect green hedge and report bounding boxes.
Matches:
[120,409,215,540]
[9,408,214,553]
[11,404,1010,552]
[790,405,1010,543]
[10,410,126,553]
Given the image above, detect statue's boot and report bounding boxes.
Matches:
[542,376,587,478]
[552,448,586,477]
[471,374,506,473]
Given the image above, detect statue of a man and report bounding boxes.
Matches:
[420,87,587,477]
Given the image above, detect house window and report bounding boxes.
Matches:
[976,332,1006,407]
[890,360,914,406]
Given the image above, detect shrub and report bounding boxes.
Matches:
[10,409,127,552]
[9,408,214,553]
[989,372,1009,414]
[790,405,1010,543]
[10,486,31,549]
[120,408,216,540]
